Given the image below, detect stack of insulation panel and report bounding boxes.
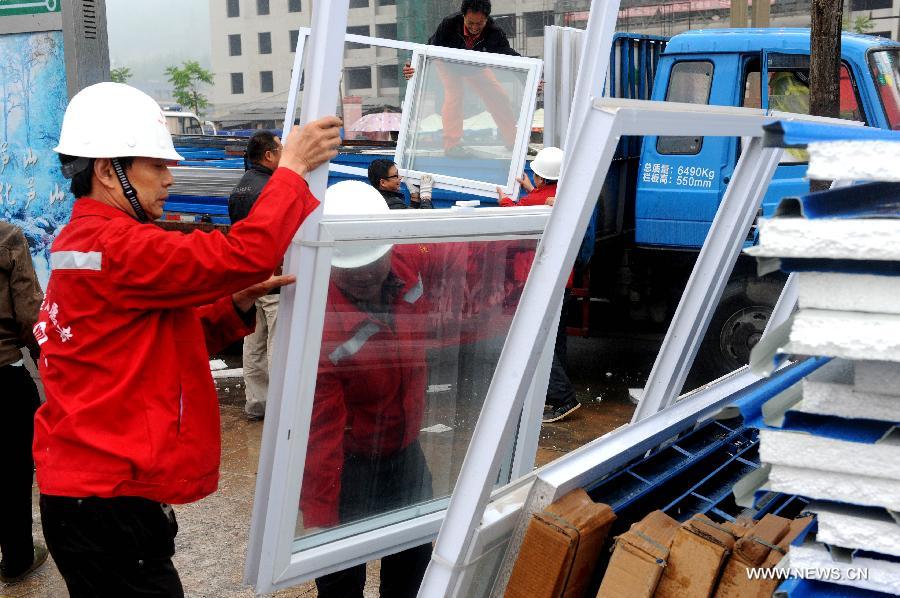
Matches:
[743,134,900,596]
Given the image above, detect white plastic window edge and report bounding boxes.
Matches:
[283,28,425,135]
[256,209,551,592]
[395,46,542,199]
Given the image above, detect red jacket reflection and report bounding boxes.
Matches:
[301,243,487,527]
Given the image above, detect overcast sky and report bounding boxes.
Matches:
[105,0,212,101]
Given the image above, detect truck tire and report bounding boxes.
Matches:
[696,276,785,380]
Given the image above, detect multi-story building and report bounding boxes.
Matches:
[208,0,580,127]
[208,0,893,128]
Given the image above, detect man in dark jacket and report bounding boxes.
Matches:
[0,222,47,585]
[228,131,283,420]
[403,0,518,154]
[367,159,433,210]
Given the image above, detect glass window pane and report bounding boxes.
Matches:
[289,29,299,52]
[227,0,239,18]
[259,32,272,54]
[289,0,302,12]
[869,49,900,130]
[401,57,529,186]
[260,70,274,93]
[657,61,713,155]
[346,25,370,50]
[231,72,244,94]
[257,0,270,16]
[344,66,372,90]
[229,33,242,57]
[376,22,397,39]
[295,238,539,549]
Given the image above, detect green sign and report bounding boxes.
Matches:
[0,0,60,16]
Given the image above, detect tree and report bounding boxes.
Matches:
[809,0,843,192]
[165,60,214,116]
[110,66,132,84]
[842,14,875,34]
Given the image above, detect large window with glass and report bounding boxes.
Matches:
[246,206,550,590]
[396,46,542,198]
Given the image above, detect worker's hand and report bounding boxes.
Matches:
[403,63,415,80]
[537,79,545,94]
[516,174,534,193]
[545,196,556,206]
[496,186,510,202]
[233,274,297,312]
[280,116,343,178]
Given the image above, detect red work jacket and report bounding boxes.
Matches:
[301,244,472,526]
[33,168,318,504]
[498,182,557,207]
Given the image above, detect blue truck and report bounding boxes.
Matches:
[165,28,900,379]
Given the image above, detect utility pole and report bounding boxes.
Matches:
[809,0,843,190]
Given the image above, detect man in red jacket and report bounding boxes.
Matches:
[32,82,341,597]
[497,147,581,423]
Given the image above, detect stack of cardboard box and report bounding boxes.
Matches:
[507,494,814,597]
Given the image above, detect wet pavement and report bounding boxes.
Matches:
[3,335,659,597]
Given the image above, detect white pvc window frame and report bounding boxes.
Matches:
[245,203,551,593]
[284,30,541,197]
[395,46,543,199]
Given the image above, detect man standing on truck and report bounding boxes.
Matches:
[403,0,519,156]
[33,82,341,597]
[229,130,284,421]
[0,222,47,585]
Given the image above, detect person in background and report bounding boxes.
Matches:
[497,147,581,423]
[33,82,341,597]
[0,222,47,585]
[366,159,434,210]
[229,131,284,421]
[403,0,519,155]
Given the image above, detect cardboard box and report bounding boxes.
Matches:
[597,510,680,598]
[506,488,616,598]
[655,514,738,598]
[713,514,791,598]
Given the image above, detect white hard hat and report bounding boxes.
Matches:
[530,146,564,181]
[54,82,184,162]
[324,180,392,269]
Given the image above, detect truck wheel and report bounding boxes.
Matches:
[696,276,784,380]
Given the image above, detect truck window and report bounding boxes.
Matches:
[743,58,864,161]
[743,60,864,123]
[657,61,713,155]
[868,49,900,130]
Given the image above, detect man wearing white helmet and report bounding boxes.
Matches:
[497,147,581,423]
[32,82,341,596]
[300,180,471,597]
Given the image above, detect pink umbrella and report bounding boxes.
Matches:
[348,111,403,132]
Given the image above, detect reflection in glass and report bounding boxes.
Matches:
[297,238,538,548]
[402,56,529,186]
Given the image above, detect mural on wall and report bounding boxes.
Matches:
[0,30,71,288]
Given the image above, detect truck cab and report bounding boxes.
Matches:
[162,109,217,136]
[636,28,900,248]
[593,29,900,378]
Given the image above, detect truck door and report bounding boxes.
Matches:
[752,51,868,218]
[635,55,741,248]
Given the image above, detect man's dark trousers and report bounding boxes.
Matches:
[40,495,184,597]
[0,363,40,577]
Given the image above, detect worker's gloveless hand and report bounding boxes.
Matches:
[403,63,415,80]
[280,116,343,178]
[233,274,297,312]
[516,174,534,193]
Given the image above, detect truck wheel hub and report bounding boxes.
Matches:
[718,306,770,366]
